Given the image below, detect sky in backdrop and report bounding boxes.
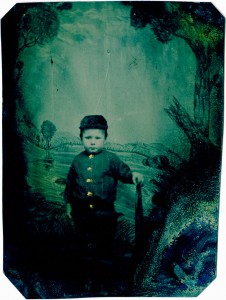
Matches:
[20,1,196,154]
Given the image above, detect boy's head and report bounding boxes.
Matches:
[79,115,108,154]
[79,115,108,138]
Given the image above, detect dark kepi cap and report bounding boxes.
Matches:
[79,115,108,130]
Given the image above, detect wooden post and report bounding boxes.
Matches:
[135,185,144,248]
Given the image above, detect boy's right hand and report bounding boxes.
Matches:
[66,203,73,219]
[132,172,144,187]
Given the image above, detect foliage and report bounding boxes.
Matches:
[127,2,224,49]
[49,2,73,11]
[41,120,57,149]
[18,5,59,54]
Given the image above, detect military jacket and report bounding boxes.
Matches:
[64,149,133,205]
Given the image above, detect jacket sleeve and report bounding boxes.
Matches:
[112,154,133,184]
[64,163,77,203]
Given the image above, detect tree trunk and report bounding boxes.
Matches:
[193,46,211,136]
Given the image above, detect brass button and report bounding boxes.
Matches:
[87,167,92,171]
[87,191,93,197]
[89,154,94,159]
[86,178,93,183]
[89,204,94,209]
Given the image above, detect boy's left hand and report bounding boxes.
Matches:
[132,172,144,187]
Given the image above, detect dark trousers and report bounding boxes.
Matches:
[71,201,119,290]
[71,199,119,258]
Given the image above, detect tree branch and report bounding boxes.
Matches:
[165,96,211,145]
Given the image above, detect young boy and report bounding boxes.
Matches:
[64,115,143,293]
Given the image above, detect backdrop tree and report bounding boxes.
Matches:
[41,120,57,156]
[2,1,72,248]
[126,1,224,153]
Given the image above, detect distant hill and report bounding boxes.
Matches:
[19,122,183,170]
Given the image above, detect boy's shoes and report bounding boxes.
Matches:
[84,278,93,292]
[84,279,112,296]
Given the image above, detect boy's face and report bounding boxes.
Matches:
[82,129,106,154]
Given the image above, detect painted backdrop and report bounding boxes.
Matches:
[2,1,224,298]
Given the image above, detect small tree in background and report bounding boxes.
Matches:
[41,120,57,156]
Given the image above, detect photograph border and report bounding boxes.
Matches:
[1,1,225,299]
